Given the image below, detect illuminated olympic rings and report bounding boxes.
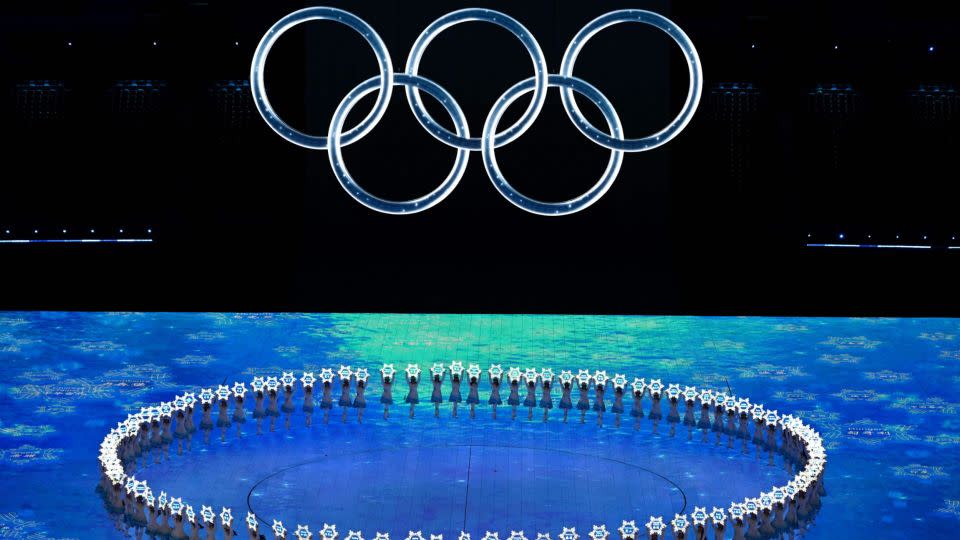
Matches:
[251,7,703,216]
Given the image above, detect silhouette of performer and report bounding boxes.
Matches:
[380,364,396,420]
[559,370,575,423]
[488,365,504,419]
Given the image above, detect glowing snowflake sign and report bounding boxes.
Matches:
[321,523,339,540]
[644,517,665,536]
[380,364,396,381]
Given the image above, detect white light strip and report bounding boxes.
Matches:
[0,238,153,244]
[807,243,932,250]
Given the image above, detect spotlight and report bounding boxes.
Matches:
[33,230,38,234]
[751,43,756,49]
[833,45,839,50]
[90,229,95,234]
[147,229,152,234]
[66,41,73,47]
[119,229,124,233]
[928,45,935,53]
[839,233,845,240]
[4,230,9,234]
[62,229,67,234]
[152,40,158,47]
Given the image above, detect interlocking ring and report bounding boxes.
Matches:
[251,7,703,216]
[559,10,703,152]
[483,75,623,216]
[404,8,549,151]
[329,73,471,215]
[250,7,394,150]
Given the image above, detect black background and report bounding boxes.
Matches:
[0,0,958,315]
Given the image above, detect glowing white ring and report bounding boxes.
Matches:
[251,7,705,216]
[328,73,470,215]
[482,75,623,216]
[250,7,394,150]
[559,10,703,153]
[405,9,549,151]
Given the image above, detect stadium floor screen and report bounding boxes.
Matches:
[0,312,956,540]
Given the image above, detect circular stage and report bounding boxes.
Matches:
[249,445,686,531]
[136,414,791,535]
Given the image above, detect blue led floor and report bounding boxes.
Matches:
[0,313,958,540]
[132,411,792,536]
